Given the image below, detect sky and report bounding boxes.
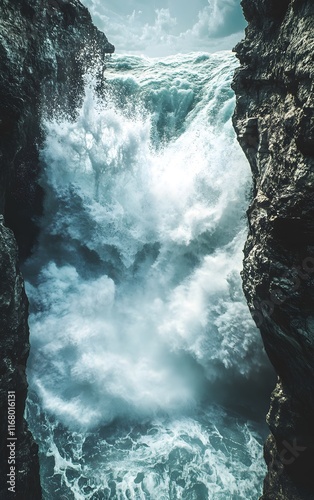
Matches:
[81,0,246,56]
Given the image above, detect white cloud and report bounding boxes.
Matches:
[81,0,245,56]
[190,0,241,38]
[142,8,177,40]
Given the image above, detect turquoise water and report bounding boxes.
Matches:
[25,52,270,499]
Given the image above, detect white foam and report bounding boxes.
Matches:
[26,53,265,429]
[27,397,265,499]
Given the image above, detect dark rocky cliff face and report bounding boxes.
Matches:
[0,218,41,499]
[0,1,113,497]
[232,0,314,498]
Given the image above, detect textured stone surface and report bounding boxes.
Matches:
[0,217,41,498]
[232,0,314,498]
[0,1,113,497]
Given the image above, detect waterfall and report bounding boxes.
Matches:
[25,52,272,499]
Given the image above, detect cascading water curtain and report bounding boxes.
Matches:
[25,53,271,499]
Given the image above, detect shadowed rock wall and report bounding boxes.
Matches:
[233,1,314,498]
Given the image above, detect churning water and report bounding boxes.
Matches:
[25,52,272,499]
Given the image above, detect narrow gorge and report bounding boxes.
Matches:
[0,0,313,499]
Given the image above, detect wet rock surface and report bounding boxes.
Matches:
[0,217,41,499]
[233,0,314,498]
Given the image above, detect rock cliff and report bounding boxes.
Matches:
[0,1,113,497]
[232,0,314,498]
